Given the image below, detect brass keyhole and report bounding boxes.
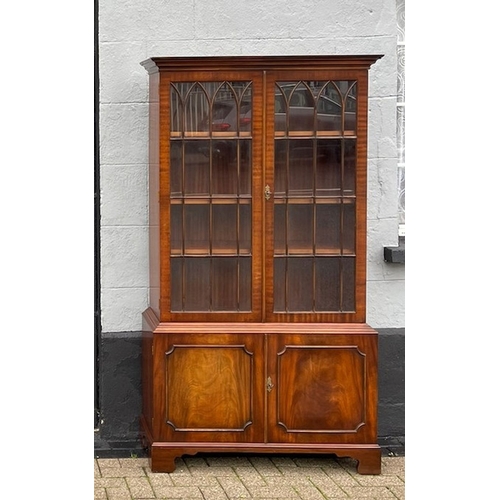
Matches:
[266,376,274,393]
[264,185,272,201]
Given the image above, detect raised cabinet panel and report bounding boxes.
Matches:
[267,333,378,444]
[153,332,265,443]
[166,345,253,431]
[277,346,365,432]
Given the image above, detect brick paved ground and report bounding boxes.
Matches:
[95,455,405,499]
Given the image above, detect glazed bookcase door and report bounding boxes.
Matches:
[264,70,369,323]
[162,72,264,322]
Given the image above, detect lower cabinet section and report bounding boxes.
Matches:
[141,308,381,474]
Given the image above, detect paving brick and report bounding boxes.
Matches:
[309,475,349,498]
[146,473,175,488]
[101,467,147,478]
[190,466,239,478]
[126,477,155,498]
[206,456,253,467]
[355,474,405,487]
[233,466,268,488]
[323,469,361,488]
[265,475,312,487]
[288,483,327,499]
[106,487,133,500]
[185,456,210,468]
[271,456,298,467]
[95,477,128,488]
[247,456,282,476]
[388,484,405,499]
[98,458,121,468]
[293,457,338,468]
[340,486,397,498]
[119,457,150,468]
[148,485,204,498]
[170,474,220,487]
[199,485,231,500]
[298,468,332,481]
[94,487,107,499]
[244,485,300,498]
[217,476,252,497]
[166,459,192,475]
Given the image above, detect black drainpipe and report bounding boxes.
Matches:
[94,0,101,431]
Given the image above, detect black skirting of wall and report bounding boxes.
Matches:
[94,328,405,458]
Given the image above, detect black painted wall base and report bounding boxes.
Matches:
[94,329,405,458]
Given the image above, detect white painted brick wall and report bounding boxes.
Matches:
[99,0,404,332]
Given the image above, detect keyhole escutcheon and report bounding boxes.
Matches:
[266,376,274,393]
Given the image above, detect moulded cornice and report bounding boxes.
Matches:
[140,55,383,74]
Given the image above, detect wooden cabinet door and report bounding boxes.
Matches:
[152,330,265,443]
[160,71,264,323]
[264,69,369,323]
[266,332,378,444]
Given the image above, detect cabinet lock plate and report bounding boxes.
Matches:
[266,376,274,393]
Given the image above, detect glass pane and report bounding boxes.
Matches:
[316,204,341,254]
[170,204,182,255]
[185,84,210,133]
[287,204,313,254]
[344,139,356,195]
[274,139,287,196]
[212,146,238,195]
[240,86,252,132]
[288,83,315,132]
[289,139,314,196]
[239,139,251,195]
[316,139,342,196]
[287,257,313,311]
[205,81,252,136]
[273,258,286,312]
[239,257,251,311]
[239,203,251,254]
[212,86,237,133]
[184,205,209,254]
[342,204,356,254]
[184,140,210,195]
[274,88,286,133]
[341,257,355,311]
[213,204,237,254]
[212,258,238,311]
[317,82,342,133]
[170,86,182,134]
[170,257,182,311]
[170,141,182,197]
[184,258,210,311]
[344,82,357,132]
[315,257,340,311]
[274,204,286,255]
